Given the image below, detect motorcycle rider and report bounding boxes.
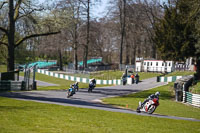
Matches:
[73,82,79,91]
[68,84,75,95]
[90,78,96,87]
[141,91,160,107]
[121,73,126,79]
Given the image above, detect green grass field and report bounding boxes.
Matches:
[0,96,199,133]
[103,83,200,120]
[165,71,195,77]
[90,71,162,80]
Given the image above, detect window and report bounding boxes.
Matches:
[151,62,152,66]
[147,62,149,66]
[162,62,164,66]
[169,62,171,66]
[144,62,146,66]
[156,62,158,66]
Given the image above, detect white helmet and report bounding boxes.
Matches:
[155,91,160,96]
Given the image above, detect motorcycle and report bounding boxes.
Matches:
[88,81,95,92]
[67,86,76,98]
[136,98,159,114]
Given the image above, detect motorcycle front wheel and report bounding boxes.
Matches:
[67,91,72,98]
[136,107,141,113]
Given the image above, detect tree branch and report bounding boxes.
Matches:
[0,26,8,35]
[15,31,61,48]
[0,41,8,46]
[0,1,7,9]
[14,0,22,21]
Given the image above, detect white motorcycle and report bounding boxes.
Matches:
[136,98,159,114]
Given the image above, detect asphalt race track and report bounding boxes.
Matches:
[0,77,200,122]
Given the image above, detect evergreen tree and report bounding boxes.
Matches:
[154,0,200,78]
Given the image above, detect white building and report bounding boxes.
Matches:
[135,60,175,73]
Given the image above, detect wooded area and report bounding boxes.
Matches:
[0,0,200,77]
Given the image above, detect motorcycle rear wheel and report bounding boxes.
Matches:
[147,105,156,114]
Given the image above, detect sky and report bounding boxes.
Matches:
[38,0,167,19]
[38,0,109,19]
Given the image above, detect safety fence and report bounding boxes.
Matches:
[157,76,183,82]
[37,69,122,85]
[183,91,200,107]
[0,81,22,91]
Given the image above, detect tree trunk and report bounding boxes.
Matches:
[83,46,88,70]
[119,0,126,65]
[195,59,200,80]
[7,0,15,79]
[59,49,63,71]
[73,25,78,70]
[83,0,90,70]
[74,42,78,70]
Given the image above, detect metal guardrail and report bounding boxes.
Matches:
[157,76,183,82]
[183,91,200,107]
[37,69,122,85]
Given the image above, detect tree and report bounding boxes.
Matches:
[0,0,60,78]
[153,0,200,78]
[119,0,126,65]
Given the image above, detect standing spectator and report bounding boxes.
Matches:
[131,73,135,84]
[135,73,139,84]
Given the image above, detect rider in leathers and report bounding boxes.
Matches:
[141,91,160,107]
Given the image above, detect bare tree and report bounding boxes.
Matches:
[0,0,60,77]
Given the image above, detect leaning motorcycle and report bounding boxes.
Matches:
[88,81,95,92]
[136,98,159,114]
[67,86,76,98]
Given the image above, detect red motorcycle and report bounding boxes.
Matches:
[136,98,159,114]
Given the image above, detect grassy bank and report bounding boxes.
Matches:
[0,96,199,133]
[57,70,161,80]
[103,83,200,120]
[190,81,200,94]
[165,71,195,77]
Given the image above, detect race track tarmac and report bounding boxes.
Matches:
[0,77,199,122]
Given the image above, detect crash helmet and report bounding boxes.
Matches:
[155,91,160,96]
[75,82,78,85]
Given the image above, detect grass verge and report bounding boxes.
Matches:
[165,71,195,77]
[189,81,200,94]
[103,83,200,120]
[0,96,199,133]
[20,72,106,90]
